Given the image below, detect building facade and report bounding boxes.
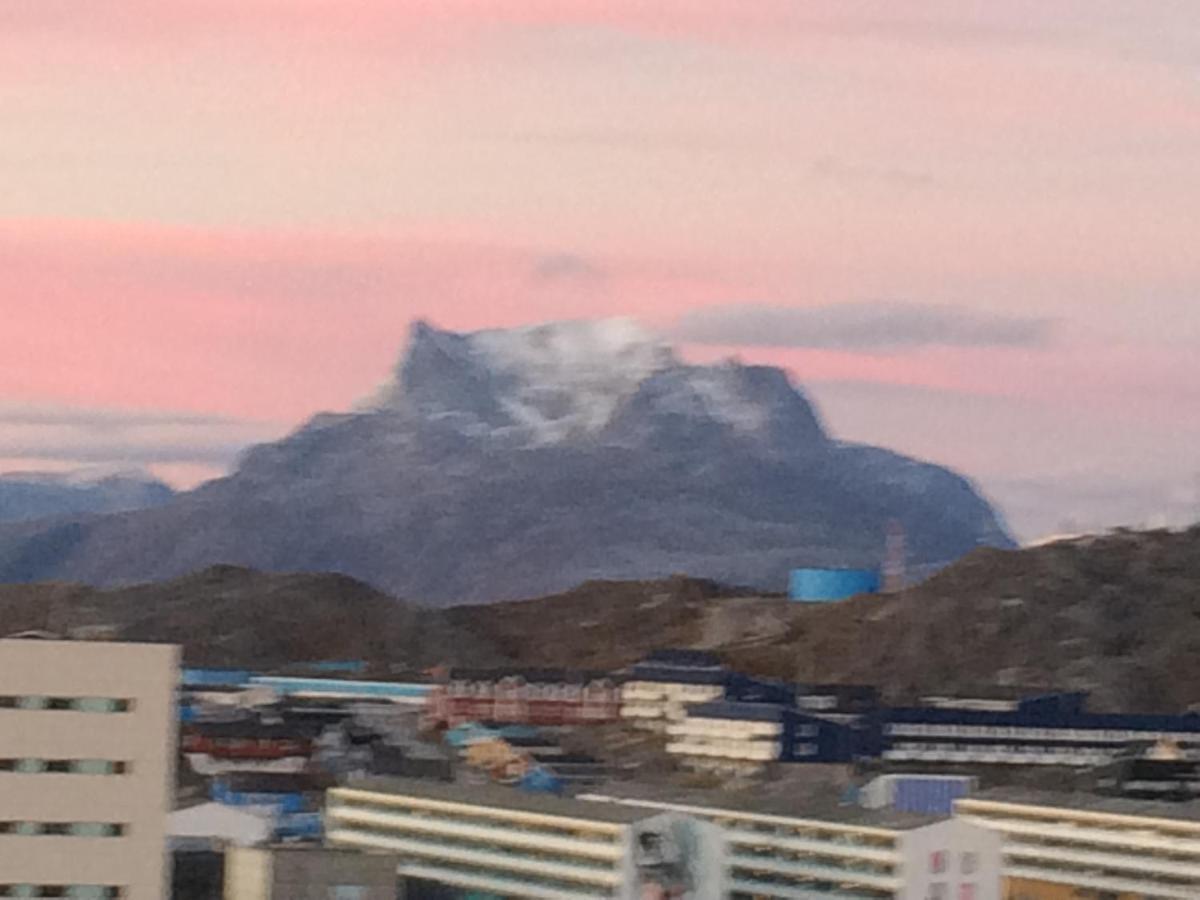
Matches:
[580,792,1004,900]
[0,637,178,900]
[424,668,621,729]
[955,792,1200,899]
[881,692,1200,767]
[324,777,724,899]
[224,845,399,900]
[619,650,729,731]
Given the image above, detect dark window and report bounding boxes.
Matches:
[45,760,73,773]
[46,698,74,711]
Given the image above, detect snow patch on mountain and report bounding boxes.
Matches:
[364,318,680,444]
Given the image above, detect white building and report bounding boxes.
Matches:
[955,790,1200,899]
[581,791,1004,900]
[324,777,724,899]
[665,701,789,775]
[619,650,728,731]
[0,637,178,900]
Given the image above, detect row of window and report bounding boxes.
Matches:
[0,760,128,775]
[0,697,132,713]
[446,683,618,700]
[887,741,1111,757]
[0,889,122,899]
[0,823,126,837]
[886,723,1198,741]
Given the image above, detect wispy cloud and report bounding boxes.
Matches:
[0,403,282,468]
[674,302,1054,351]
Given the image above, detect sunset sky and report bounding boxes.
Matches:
[3,1,1199,539]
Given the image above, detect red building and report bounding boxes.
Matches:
[424,668,622,728]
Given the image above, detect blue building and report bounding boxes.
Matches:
[879,691,1200,767]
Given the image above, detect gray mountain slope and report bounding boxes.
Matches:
[0,470,175,525]
[0,319,1012,603]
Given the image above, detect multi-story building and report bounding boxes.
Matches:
[423,668,621,729]
[955,790,1200,899]
[580,789,1004,900]
[619,649,729,731]
[880,691,1200,767]
[665,701,862,775]
[324,777,725,899]
[324,776,1001,900]
[0,636,178,900]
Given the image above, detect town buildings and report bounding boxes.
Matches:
[423,668,622,729]
[0,637,178,900]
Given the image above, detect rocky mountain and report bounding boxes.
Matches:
[0,319,1011,603]
[0,469,175,524]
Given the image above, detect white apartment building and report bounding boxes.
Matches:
[619,650,728,731]
[581,792,1003,900]
[0,637,178,900]
[325,777,724,899]
[955,791,1200,899]
[664,702,787,775]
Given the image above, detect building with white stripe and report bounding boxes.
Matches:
[582,790,1002,900]
[955,790,1200,899]
[324,777,723,899]
[325,775,1002,899]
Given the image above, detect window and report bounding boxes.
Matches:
[0,697,132,714]
[0,890,124,899]
[329,887,366,900]
[929,850,948,874]
[958,884,976,900]
[0,823,125,838]
[960,851,978,874]
[0,759,128,775]
[927,884,948,900]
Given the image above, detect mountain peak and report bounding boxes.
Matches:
[362,318,680,443]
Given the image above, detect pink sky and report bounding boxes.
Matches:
[3,2,1199,538]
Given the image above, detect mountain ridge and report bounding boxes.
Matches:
[0,318,1011,602]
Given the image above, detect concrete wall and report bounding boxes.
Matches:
[226,846,399,900]
[0,638,178,900]
[898,818,1003,900]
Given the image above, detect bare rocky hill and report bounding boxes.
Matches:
[2,527,1195,712]
[446,526,1200,712]
[0,565,499,670]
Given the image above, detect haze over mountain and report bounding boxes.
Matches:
[0,319,1012,603]
[0,469,175,524]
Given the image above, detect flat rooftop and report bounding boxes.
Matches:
[963,787,1200,823]
[581,780,944,832]
[337,776,652,825]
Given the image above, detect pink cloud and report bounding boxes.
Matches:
[0,219,734,421]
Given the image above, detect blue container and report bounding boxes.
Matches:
[892,777,973,815]
[788,568,880,602]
